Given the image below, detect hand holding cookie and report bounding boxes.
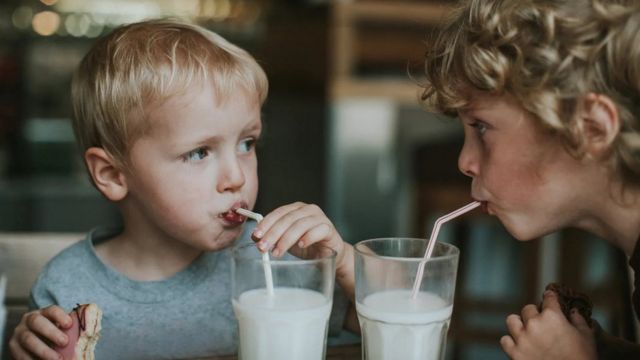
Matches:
[540,283,593,327]
[54,303,102,360]
[500,283,597,360]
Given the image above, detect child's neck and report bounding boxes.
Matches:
[581,182,640,257]
[95,229,203,281]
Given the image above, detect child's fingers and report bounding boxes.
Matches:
[569,308,592,332]
[541,290,562,312]
[505,313,524,340]
[266,215,333,257]
[13,328,61,360]
[41,305,72,329]
[25,313,68,347]
[257,204,321,248]
[256,212,309,252]
[297,222,333,248]
[8,306,69,360]
[499,334,516,357]
[253,203,306,242]
[8,336,32,360]
[269,215,318,256]
[520,304,540,324]
[254,202,306,237]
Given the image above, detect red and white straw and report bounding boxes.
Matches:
[236,208,274,296]
[411,201,480,299]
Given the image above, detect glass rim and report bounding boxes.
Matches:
[354,237,459,263]
[231,243,337,266]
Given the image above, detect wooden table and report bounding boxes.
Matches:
[190,344,362,360]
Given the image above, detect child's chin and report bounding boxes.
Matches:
[508,226,541,242]
[202,232,240,251]
[500,219,541,242]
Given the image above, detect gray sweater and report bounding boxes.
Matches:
[30,226,245,359]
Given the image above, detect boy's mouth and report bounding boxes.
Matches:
[220,201,249,225]
[479,201,493,215]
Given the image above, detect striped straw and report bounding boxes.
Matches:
[411,201,480,299]
[235,208,274,297]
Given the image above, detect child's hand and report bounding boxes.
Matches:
[9,305,72,360]
[252,202,353,281]
[500,290,597,360]
[254,202,344,259]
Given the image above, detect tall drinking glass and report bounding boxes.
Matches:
[354,238,459,360]
[231,244,336,360]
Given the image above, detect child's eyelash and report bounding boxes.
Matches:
[183,147,209,162]
[469,121,488,135]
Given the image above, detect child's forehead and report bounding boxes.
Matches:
[142,83,261,129]
[146,80,259,112]
[150,84,208,109]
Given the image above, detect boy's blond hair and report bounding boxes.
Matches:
[422,0,640,183]
[71,19,268,169]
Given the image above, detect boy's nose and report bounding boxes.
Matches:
[458,140,478,178]
[217,155,246,192]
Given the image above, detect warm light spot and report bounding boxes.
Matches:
[32,11,60,36]
[200,0,216,17]
[11,6,33,30]
[200,0,232,20]
[214,0,232,20]
[234,1,261,24]
[40,0,59,6]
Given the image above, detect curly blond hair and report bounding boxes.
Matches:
[71,19,268,169]
[422,0,640,183]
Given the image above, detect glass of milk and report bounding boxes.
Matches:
[354,238,459,360]
[231,243,336,360]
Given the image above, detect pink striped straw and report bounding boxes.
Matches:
[235,208,274,297]
[411,201,481,299]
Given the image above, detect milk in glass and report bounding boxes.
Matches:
[356,290,452,360]
[233,287,332,360]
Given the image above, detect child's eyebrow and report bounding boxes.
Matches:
[461,104,491,118]
[242,118,263,132]
[187,134,223,147]
[458,109,475,118]
[182,122,262,148]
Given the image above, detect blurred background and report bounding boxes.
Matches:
[0,0,636,359]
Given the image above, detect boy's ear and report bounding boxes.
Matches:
[84,147,128,201]
[578,93,620,158]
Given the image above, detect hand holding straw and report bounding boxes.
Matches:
[236,208,274,296]
[411,201,481,299]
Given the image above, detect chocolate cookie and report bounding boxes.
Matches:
[541,283,593,327]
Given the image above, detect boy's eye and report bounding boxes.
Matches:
[470,121,488,136]
[183,147,209,162]
[238,138,256,153]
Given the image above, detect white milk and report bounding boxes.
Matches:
[356,290,453,360]
[233,287,332,360]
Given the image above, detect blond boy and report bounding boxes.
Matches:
[10,19,352,360]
